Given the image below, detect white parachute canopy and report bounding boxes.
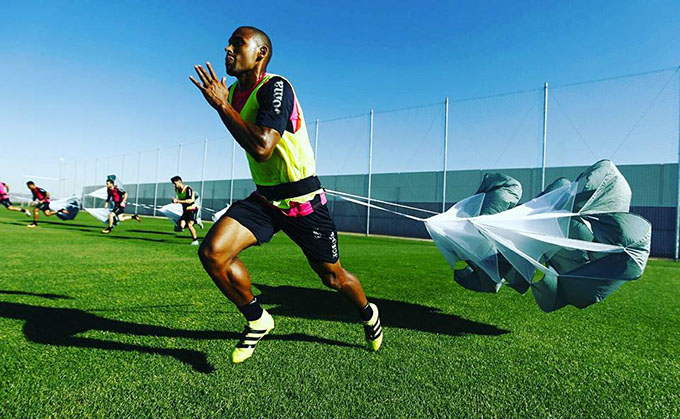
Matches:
[212,205,230,222]
[87,186,109,201]
[83,176,119,223]
[423,160,651,312]
[158,203,183,225]
[82,207,111,223]
[158,197,204,227]
[49,196,82,220]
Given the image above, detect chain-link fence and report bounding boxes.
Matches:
[61,66,679,258]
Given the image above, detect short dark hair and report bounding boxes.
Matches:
[238,26,272,67]
[26,181,34,186]
[171,176,182,183]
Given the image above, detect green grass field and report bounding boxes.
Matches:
[0,209,678,418]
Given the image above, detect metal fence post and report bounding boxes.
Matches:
[135,152,141,215]
[367,109,374,236]
[73,161,77,196]
[93,158,98,207]
[230,139,236,205]
[314,118,320,159]
[177,143,183,175]
[153,148,160,217]
[675,70,680,261]
[541,82,549,191]
[200,139,207,213]
[442,97,449,213]
[58,159,63,198]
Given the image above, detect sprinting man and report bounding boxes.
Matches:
[190,26,382,363]
[26,181,62,227]
[102,179,140,234]
[171,176,200,246]
[0,181,31,216]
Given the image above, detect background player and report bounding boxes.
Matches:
[102,179,140,234]
[0,181,31,216]
[171,176,200,246]
[26,181,62,227]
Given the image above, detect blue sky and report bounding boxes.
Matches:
[1,0,679,195]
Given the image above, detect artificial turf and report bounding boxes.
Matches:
[0,209,678,418]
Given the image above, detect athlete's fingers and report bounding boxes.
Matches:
[196,65,212,85]
[194,65,209,85]
[189,75,204,89]
[206,62,218,81]
[221,77,226,86]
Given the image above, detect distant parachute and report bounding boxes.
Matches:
[50,196,82,221]
[424,160,651,312]
[211,205,230,222]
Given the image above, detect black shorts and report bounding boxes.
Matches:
[0,199,11,208]
[112,205,125,216]
[36,201,50,211]
[180,209,198,223]
[225,192,339,263]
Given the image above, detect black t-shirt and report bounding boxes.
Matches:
[255,76,295,135]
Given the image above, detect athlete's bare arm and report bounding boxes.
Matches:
[189,63,281,162]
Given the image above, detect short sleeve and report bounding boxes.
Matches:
[255,76,295,135]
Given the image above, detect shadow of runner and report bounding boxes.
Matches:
[0,290,73,300]
[0,220,98,233]
[0,300,363,373]
[254,284,509,337]
[126,229,178,236]
[86,234,175,244]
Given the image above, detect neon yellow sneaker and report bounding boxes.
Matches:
[363,303,383,351]
[231,310,275,364]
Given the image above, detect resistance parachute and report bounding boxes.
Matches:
[424,160,651,312]
[50,196,82,221]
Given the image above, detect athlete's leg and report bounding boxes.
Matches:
[308,257,382,350]
[179,219,187,229]
[6,205,25,213]
[187,220,198,241]
[107,212,115,228]
[308,258,368,309]
[118,214,133,222]
[33,207,39,223]
[43,209,58,217]
[201,196,279,363]
[198,216,258,307]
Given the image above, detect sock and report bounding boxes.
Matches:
[359,303,373,322]
[239,297,264,322]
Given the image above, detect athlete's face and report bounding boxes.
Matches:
[106,181,114,190]
[224,29,262,76]
[172,180,182,190]
[27,184,35,190]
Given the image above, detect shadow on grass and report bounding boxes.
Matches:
[21,219,99,230]
[255,284,509,337]
[86,234,176,244]
[0,219,98,233]
[0,299,362,374]
[0,290,74,300]
[126,229,177,236]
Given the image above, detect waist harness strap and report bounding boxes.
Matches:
[256,176,322,201]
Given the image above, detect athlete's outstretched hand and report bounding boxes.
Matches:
[190,62,229,111]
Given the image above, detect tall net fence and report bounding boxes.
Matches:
[60,67,679,257]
